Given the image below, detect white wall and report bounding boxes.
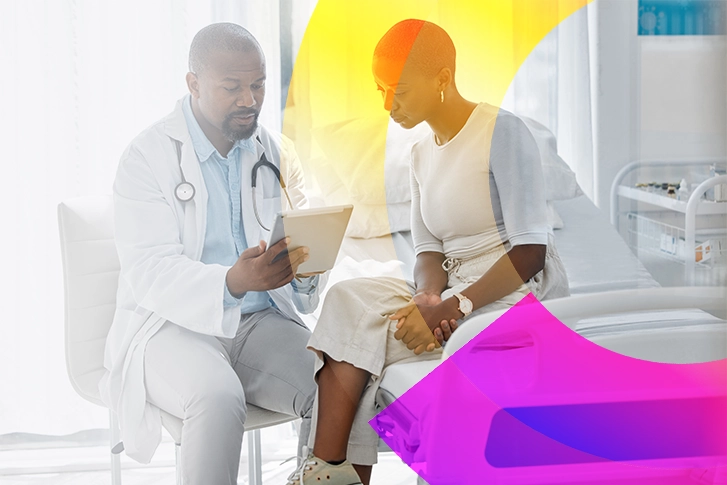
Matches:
[639,36,726,161]
[592,0,726,213]
[592,0,641,211]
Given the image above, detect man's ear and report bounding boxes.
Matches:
[186,72,200,98]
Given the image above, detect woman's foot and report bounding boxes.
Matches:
[286,452,362,485]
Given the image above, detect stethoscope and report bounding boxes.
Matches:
[173,136,293,231]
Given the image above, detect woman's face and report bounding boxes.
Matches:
[372,55,440,129]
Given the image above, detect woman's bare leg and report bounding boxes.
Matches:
[352,465,372,484]
[313,353,372,483]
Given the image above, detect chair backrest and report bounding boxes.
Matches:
[58,195,118,406]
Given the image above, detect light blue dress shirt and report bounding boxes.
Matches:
[182,96,273,314]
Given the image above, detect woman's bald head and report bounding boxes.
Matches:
[373,19,456,78]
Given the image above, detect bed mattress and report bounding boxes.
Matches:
[552,195,659,294]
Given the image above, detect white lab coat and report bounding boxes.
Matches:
[99,97,327,463]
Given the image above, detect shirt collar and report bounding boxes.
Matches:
[182,95,257,162]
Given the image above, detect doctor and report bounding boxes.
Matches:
[100,23,325,485]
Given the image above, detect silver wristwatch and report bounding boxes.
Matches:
[453,293,473,317]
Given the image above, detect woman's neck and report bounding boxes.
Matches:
[428,93,478,145]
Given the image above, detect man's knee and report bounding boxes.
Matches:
[187,378,247,422]
[297,378,316,419]
[290,348,317,419]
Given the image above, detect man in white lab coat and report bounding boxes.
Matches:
[99,23,325,484]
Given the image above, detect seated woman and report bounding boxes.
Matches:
[287,19,569,485]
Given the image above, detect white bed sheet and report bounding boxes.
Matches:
[552,195,659,294]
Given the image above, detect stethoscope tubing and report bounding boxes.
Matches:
[173,136,293,232]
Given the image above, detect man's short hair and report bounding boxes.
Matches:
[373,19,456,77]
[189,22,263,74]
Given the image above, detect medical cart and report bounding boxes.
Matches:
[610,158,727,286]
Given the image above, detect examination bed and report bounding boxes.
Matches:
[300,192,726,404]
[350,195,726,484]
[300,191,726,482]
[371,194,725,408]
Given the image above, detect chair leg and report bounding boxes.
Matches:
[109,409,122,485]
[175,443,182,485]
[248,429,263,485]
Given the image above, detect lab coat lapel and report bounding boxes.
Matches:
[180,141,207,259]
[163,98,207,260]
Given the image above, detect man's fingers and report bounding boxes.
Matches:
[272,246,308,271]
[395,317,406,329]
[241,242,266,259]
[267,270,295,290]
[287,248,310,274]
[264,237,291,262]
[268,249,308,283]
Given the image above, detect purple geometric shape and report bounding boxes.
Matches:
[370,294,727,484]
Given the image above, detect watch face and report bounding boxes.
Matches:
[460,297,473,314]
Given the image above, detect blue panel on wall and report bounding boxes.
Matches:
[639,0,725,35]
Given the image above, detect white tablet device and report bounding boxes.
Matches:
[266,204,354,274]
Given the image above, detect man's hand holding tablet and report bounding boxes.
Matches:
[225,205,352,297]
[266,205,353,275]
[225,237,310,298]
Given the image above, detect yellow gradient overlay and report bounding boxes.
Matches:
[283,0,590,253]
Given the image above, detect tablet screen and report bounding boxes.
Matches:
[266,205,353,273]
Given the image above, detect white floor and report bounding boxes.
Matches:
[0,425,420,485]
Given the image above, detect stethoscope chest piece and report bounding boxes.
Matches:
[175,182,196,202]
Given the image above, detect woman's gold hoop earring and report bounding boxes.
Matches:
[440,91,445,103]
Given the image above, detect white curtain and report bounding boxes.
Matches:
[502,3,596,200]
[0,0,312,437]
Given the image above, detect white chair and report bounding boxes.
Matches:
[58,195,297,485]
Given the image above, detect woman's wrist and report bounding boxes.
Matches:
[426,297,464,331]
[442,296,465,320]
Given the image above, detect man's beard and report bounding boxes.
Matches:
[222,110,260,141]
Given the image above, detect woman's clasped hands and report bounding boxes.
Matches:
[388,292,459,355]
